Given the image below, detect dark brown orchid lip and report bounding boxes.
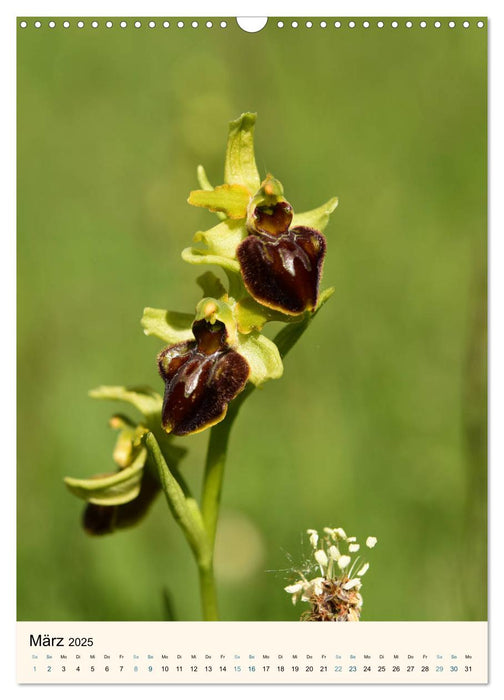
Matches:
[237,225,327,315]
[249,200,293,237]
[158,320,250,436]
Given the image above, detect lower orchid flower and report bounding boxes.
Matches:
[158,318,250,436]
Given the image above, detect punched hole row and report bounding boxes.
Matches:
[19,20,228,29]
[278,19,484,29]
[20,19,486,30]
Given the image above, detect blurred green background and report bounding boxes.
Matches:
[17,18,487,621]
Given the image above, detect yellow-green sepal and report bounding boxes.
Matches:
[181,246,241,274]
[236,332,283,386]
[193,218,247,260]
[141,308,194,345]
[196,164,213,191]
[234,296,297,334]
[64,447,147,506]
[224,112,261,194]
[188,184,251,220]
[196,164,226,221]
[291,197,339,232]
[89,385,163,420]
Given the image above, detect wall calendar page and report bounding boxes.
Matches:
[16,10,488,688]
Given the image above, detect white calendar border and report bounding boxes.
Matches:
[4,0,503,697]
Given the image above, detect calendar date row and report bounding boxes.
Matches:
[34,663,474,674]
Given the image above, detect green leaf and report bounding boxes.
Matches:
[196,272,227,299]
[292,196,339,232]
[316,286,336,311]
[193,218,247,260]
[145,432,210,564]
[188,184,250,219]
[141,308,194,345]
[89,386,163,418]
[224,113,261,194]
[237,332,283,385]
[64,447,147,506]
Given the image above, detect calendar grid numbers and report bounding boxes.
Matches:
[18,622,487,684]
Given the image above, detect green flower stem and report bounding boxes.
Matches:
[201,386,253,545]
[201,421,233,549]
[199,385,253,620]
[198,562,219,621]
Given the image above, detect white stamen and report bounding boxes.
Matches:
[342,577,361,590]
[349,543,360,553]
[328,545,340,560]
[356,562,370,576]
[366,536,377,548]
[334,528,347,540]
[314,549,328,568]
[338,555,351,569]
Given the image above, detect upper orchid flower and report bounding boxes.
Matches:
[185,113,338,316]
[237,176,327,314]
